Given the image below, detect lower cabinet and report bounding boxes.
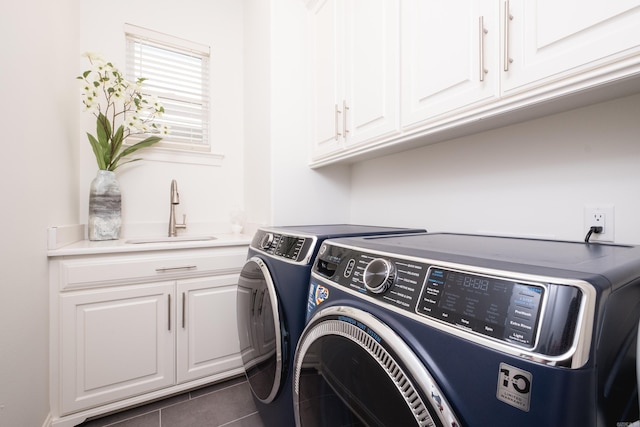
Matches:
[177,276,241,383]
[60,281,176,415]
[49,246,247,427]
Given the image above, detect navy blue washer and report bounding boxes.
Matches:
[294,233,640,427]
[236,225,425,427]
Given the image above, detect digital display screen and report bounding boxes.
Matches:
[275,235,304,260]
[417,267,544,347]
[438,270,512,325]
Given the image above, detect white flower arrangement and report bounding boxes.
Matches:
[78,52,170,171]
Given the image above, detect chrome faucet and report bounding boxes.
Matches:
[168,179,187,237]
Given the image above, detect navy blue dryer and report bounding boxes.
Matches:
[294,233,640,427]
[235,225,424,427]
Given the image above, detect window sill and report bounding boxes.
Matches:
[134,147,224,167]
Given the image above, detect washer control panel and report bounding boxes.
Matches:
[251,229,315,264]
[418,266,544,347]
[313,242,584,357]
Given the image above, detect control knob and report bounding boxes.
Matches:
[363,258,396,294]
[259,232,274,250]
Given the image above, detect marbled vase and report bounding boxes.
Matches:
[88,170,122,241]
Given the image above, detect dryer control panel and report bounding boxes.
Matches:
[251,229,316,264]
[313,241,585,361]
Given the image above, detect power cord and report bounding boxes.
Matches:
[584,226,603,243]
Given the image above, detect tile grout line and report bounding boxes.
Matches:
[187,380,250,402]
[99,409,161,427]
[156,380,253,426]
[217,411,261,427]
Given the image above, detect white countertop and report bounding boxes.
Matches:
[48,233,252,257]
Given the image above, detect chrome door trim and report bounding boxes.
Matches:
[239,257,284,403]
[293,305,461,427]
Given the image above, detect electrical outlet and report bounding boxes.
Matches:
[584,205,615,242]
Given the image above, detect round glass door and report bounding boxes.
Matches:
[236,257,286,403]
[293,307,460,427]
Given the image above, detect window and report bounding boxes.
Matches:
[125,24,210,151]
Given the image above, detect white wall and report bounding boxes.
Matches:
[244,0,351,227]
[270,0,351,226]
[350,93,640,244]
[0,0,79,425]
[243,0,272,227]
[79,0,245,236]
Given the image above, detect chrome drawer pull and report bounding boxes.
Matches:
[155,265,197,273]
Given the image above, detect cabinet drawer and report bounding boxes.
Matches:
[55,247,247,291]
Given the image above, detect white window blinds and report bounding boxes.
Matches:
[125,24,210,150]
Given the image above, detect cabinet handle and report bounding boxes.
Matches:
[182,292,186,329]
[155,265,197,273]
[168,294,172,331]
[342,100,349,138]
[479,16,488,82]
[503,0,513,72]
[334,104,342,140]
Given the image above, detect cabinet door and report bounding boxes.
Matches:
[60,282,175,414]
[343,0,400,145]
[502,0,640,95]
[310,0,344,158]
[176,275,242,383]
[401,0,499,128]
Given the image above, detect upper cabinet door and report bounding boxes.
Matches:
[310,0,344,158]
[401,0,500,129]
[343,0,400,146]
[502,0,640,95]
[310,0,399,160]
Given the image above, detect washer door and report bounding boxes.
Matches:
[237,257,287,403]
[293,306,460,427]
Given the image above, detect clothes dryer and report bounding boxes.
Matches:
[236,225,424,427]
[294,233,640,426]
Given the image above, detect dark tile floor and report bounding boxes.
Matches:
[78,376,265,427]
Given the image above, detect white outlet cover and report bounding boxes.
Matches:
[583,205,615,242]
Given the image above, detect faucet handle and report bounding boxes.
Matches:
[176,214,187,229]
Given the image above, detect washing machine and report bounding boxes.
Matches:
[236,225,425,427]
[294,232,640,427]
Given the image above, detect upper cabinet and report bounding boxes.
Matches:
[503,0,640,95]
[308,0,640,166]
[401,0,500,129]
[310,0,399,159]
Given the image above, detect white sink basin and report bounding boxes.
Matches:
[125,235,217,244]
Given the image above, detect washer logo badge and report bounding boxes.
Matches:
[497,363,532,412]
[306,282,330,321]
[314,285,329,305]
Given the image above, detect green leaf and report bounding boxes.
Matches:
[87,133,107,170]
[95,114,113,168]
[96,113,112,139]
[111,125,125,160]
[112,158,143,169]
[110,136,162,170]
